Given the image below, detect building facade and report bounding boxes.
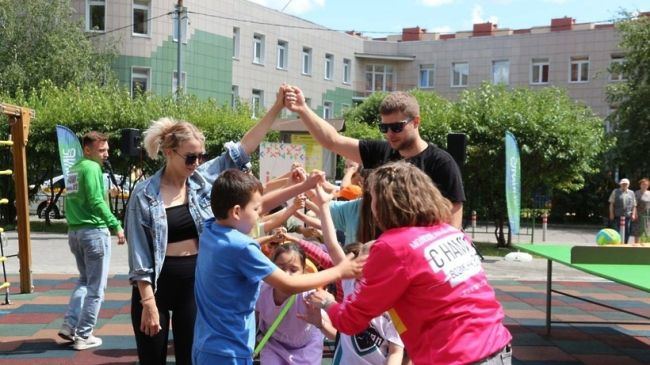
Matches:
[71,0,627,120]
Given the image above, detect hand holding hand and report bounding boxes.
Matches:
[306,288,335,309]
[337,252,366,280]
[311,183,333,206]
[284,86,306,112]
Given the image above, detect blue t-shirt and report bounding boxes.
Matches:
[193,219,277,359]
[330,199,362,244]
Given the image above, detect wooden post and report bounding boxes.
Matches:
[2,103,34,293]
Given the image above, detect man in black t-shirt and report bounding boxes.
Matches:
[285,88,465,228]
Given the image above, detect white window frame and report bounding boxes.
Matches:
[419,64,435,88]
[130,67,150,96]
[451,62,469,87]
[609,55,625,82]
[251,89,263,119]
[530,58,549,85]
[302,47,312,75]
[232,27,240,59]
[132,0,150,36]
[277,40,288,70]
[324,54,334,80]
[569,56,589,83]
[86,0,106,32]
[253,33,265,65]
[492,60,509,85]
[231,85,239,109]
[343,58,351,84]
[172,71,187,95]
[323,101,333,119]
[365,64,395,93]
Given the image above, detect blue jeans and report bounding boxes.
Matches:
[62,227,111,338]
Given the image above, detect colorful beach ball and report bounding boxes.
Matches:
[596,228,621,246]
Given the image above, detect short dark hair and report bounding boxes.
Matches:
[81,131,108,148]
[271,243,306,269]
[210,169,264,219]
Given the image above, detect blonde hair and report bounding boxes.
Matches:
[142,117,205,159]
[367,161,451,230]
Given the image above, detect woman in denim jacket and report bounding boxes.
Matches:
[125,87,287,365]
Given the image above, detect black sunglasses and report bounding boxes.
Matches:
[174,150,208,165]
[378,118,413,133]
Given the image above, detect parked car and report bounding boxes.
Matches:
[29,173,132,219]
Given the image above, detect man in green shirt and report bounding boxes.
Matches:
[58,131,126,350]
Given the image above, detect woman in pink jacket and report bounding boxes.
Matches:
[308,161,512,365]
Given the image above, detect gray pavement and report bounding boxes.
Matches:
[1,223,605,282]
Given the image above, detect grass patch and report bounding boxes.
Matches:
[29,220,68,234]
[474,242,518,257]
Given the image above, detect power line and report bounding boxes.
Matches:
[86,12,173,38]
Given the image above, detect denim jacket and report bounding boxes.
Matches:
[125,141,250,289]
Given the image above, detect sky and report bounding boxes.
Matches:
[248,0,646,37]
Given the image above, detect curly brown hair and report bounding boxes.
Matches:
[366,161,451,231]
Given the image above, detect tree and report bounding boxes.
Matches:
[456,83,611,246]
[0,0,116,97]
[607,13,650,178]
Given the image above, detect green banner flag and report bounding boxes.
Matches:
[56,125,83,187]
[505,131,521,234]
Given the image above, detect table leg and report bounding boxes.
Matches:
[546,259,552,336]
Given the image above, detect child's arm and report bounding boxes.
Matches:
[340,160,359,188]
[284,233,333,269]
[292,209,322,229]
[261,170,325,214]
[385,342,405,365]
[296,304,337,340]
[261,197,304,233]
[312,184,346,265]
[263,253,363,294]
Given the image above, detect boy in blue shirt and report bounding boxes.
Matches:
[193,169,362,365]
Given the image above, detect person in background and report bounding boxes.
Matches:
[609,178,637,244]
[59,131,126,351]
[124,85,287,365]
[308,161,511,365]
[284,87,465,228]
[633,178,650,243]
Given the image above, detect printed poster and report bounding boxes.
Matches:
[259,142,306,183]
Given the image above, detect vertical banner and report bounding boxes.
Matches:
[259,142,306,184]
[505,131,521,235]
[290,134,323,173]
[56,125,83,186]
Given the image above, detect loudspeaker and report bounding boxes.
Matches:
[120,128,141,158]
[446,133,467,171]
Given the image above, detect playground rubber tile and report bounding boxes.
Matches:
[572,354,645,365]
[0,312,59,324]
[0,323,45,336]
[552,339,618,355]
[13,304,67,314]
[504,309,546,319]
[512,345,575,361]
[95,323,134,337]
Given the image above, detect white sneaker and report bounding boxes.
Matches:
[57,325,74,342]
[73,334,102,350]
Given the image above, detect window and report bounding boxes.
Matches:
[132,0,150,36]
[131,67,150,97]
[305,97,312,107]
[451,62,468,87]
[172,9,188,43]
[609,55,625,82]
[323,102,333,119]
[232,27,240,59]
[302,47,312,75]
[365,64,395,92]
[252,33,265,64]
[324,54,334,80]
[231,85,239,109]
[419,64,435,88]
[86,0,105,31]
[492,60,509,85]
[343,58,351,84]
[530,58,549,84]
[172,71,187,95]
[569,56,589,83]
[277,40,288,70]
[251,89,263,119]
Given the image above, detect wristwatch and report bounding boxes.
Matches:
[320,297,333,310]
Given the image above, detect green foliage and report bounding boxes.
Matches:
[0,82,273,224]
[0,0,116,97]
[607,14,650,178]
[455,83,611,222]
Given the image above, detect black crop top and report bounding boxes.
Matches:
[166,204,199,244]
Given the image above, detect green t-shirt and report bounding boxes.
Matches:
[64,158,122,231]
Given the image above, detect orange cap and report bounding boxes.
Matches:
[336,185,363,200]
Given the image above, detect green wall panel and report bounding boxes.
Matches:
[112,30,232,103]
[314,87,354,118]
